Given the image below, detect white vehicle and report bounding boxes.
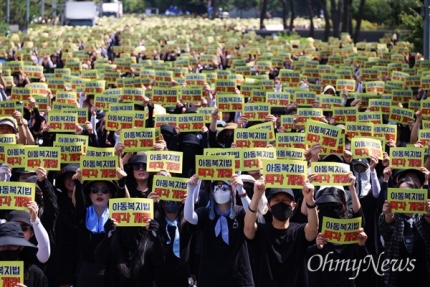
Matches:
[63,0,98,26]
[101,1,123,18]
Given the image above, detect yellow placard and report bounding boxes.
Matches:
[345,122,374,139]
[0,101,21,117]
[55,91,77,105]
[151,87,180,106]
[240,148,276,171]
[105,112,134,131]
[373,124,397,142]
[311,162,351,186]
[336,79,356,91]
[350,137,383,159]
[54,134,88,152]
[121,128,156,152]
[195,155,234,180]
[266,91,290,107]
[0,261,24,285]
[146,151,183,174]
[262,159,307,188]
[109,198,154,227]
[85,147,115,157]
[11,87,31,102]
[333,107,358,123]
[276,147,306,160]
[25,146,61,171]
[389,106,414,124]
[84,80,106,94]
[296,108,324,125]
[80,156,119,180]
[122,87,146,103]
[152,175,188,201]
[4,144,27,168]
[94,93,119,110]
[0,134,16,145]
[53,142,84,164]
[205,148,242,171]
[321,217,362,244]
[276,132,307,149]
[358,111,383,124]
[233,129,270,148]
[389,147,424,170]
[176,114,205,132]
[48,112,78,132]
[243,103,270,121]
[305,119,342,150]
[387,188,428,214]
[217,94,244,112]
[0,182,35,210]
[181,86,203,103]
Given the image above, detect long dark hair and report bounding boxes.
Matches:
[396,178,420,189]
[123,164,154,198]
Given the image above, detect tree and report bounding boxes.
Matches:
[280,0,287,30]
[399,0,423,53]
[259,0,267,29]
[306,0,315,37]
[353,0,366,42]
[320,0,330,41]
[289,0,295,32]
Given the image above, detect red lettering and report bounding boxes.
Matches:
[135,120,145,127]
[409,201,425,212]
[69,153,81,161]
[125,139,138,147]
[166,162,180,171]
[235,140,250,148]
[15,196,31,207]
[217,168,233,179]
[324,230,342,242]
[139,139,153,147]
[198,168,214,178]
[172,189,186,199]
[253,141,267,148]
[332,174,349,184]
[2,277,20,287]
[82,169,99,178]
[43,159,58,169]
[407,159,422,167]
[28,159,41,168]
[133,212,150,224]
[390,201,407,211]
[101,169,117,179]
[0,196,12,206]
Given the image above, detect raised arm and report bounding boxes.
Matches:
[231,174,250,210]
[28,201,51,264]
[302,180,319,242]
[348,172,361,214]
[244,177,265,240]
[184,174,201,225]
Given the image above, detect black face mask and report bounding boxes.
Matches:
[318,205,346,231]
[270,202,293,221]
[0,249,21,261]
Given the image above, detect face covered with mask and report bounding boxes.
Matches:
[161,200,183,214]
[268,192,295,222]
[0,246,21,260]
[315,187,348,231]
[352,160,371,197]
[212,182,232,205]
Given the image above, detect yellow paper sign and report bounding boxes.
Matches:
[262,159,307,188]
[350,137,383,159]
[217,94,244,112]
[121,128,156,152]
[240,148,276,171]
[0,134,16,145]
[80,156,119,180]
[389,147,424,169]
[110,198,154,227]
[311,162,351,186]
[105,112,134,131]
[152,175,188,201]
[0,182,35,210]
[305,119,342,150]
[195,155,234,180]
[146,151,183,174]
[276,147,305,160]
[53,142,84,164]
[345,122,374,139]
[233,129,270,148]
[389,106,414,124]
[373,124,397,141]
[387,188,427,214]
[0,261,24,285]
[276,132,307,149]
[205,148,242,171]
[25,146,61,171]
[48,112,78,132]
[321,217,362,244]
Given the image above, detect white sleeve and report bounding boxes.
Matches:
[371,170,381,198]
[31,218,51,264]
[236,185,250,210]
[184,180,201,225]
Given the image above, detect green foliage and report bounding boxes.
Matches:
[399,0,423,53]
[351,0,393,26]
[122,0,145,14]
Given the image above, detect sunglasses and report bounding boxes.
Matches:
[214,184,230,192]
[90,186,110,194]
[20,224,31,232]
[132,163,146,171]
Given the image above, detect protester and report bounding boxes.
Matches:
[0,222,49,287]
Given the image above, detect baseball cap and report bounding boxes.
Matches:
[266,188,295,201]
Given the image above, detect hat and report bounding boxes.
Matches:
[180,133,201,146]
[239,174,256,184]
[7,210,32,226]
[83,180,117,194]
[0,118,17,133]
[352,158,369,167]
[211,180,232,189]
[216,120,226,127]
[321,153,344,163]
[322,85,336,94]
[56,164,79,185]
[0,222,36,248]
[160,124,176,135]
[266,188,295,201]
[128,153,147,165]
[315,186,347,205]
[392,168,425,186]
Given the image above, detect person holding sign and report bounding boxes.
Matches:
[184,174,253,287]
[307,174,369,287]
[72,169,118,287]
[379,177,430,286]
[0,221,48,287]
[244,177,319,287]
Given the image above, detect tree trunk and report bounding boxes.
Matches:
[320,0,330,41]
[330,0,340,37]
[280,0,287,30]
[354,0,366,42]
[260,0,267,29]
[306,0,315,37]
[341,0,350,33]
[289,0,295,32]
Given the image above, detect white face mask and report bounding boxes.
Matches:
[213,186,231,204]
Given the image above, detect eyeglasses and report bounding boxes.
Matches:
[20,224,31,232]
[132,163,146,171]
[90,186,110,194]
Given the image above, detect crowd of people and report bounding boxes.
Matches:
[0,16,429,287]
